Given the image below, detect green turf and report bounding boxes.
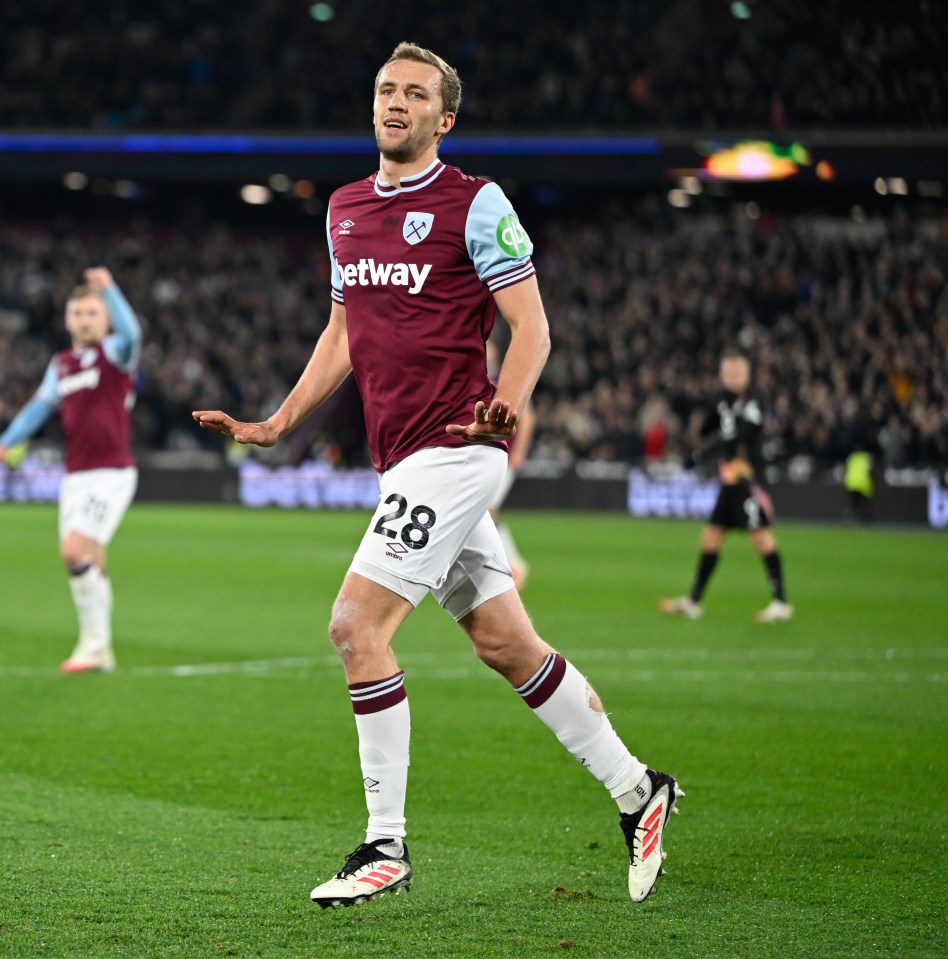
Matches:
[1,503,946,958]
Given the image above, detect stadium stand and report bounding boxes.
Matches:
[1,0,945,131]
[2,202,945,471]
[1,4,945,476]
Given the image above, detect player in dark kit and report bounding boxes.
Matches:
[0,268,141,671]
[194,42,682,907]
[660,350,793,623]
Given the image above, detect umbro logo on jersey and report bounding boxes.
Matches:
[363,777,380,789]
[340,258,432,295]
[402,212,433,245]
[338,219,355,234]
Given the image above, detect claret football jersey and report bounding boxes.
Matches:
[36,343,135,473]
[327,158,536,472]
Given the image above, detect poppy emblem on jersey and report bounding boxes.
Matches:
[403,212,434,245]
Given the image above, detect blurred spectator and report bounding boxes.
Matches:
[530,201,948,471]
[1,201,946,473]
[1,1,945,132]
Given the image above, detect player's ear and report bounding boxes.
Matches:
[438,111,456,137]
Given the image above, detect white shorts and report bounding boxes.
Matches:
[490,466,518,511]
[59,467,138,545]
[350,445,514,620]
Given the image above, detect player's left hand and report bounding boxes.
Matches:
[446,398,518,443]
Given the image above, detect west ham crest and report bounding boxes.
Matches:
[402,212,434,245]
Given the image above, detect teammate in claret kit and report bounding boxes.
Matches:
[0,268,141,671]
[194,42,682,907]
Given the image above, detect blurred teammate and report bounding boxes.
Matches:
[195,42,681,907]
[0,268,141,671]
[660,350,792,623]
[486,338,535,589]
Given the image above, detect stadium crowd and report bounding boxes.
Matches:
[2,201,945,472]
[1,1,945,132]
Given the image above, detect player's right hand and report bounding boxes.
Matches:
[191,410,279,447]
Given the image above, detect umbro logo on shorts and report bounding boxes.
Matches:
[385,541,408,561]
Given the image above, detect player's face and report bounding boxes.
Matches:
[720,357,750,393]
[374,59,454,163]
[65,295,110,348]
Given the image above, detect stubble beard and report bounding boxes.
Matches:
[377,139,414,165]
[376,123,434,165]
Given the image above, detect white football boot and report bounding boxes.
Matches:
[658,596,703,620]
[310,838,412,909]
[60,640,116,674]
[754,599,794,623]
[620,769,684,902]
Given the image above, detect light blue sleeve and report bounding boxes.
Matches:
[0,361,58,447]
[465,182,534,285]
[326,208,343,303]
[102,284,142,370]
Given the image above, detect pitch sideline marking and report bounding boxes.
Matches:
[0,647,945,683]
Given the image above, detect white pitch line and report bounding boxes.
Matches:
[0,650,945,684]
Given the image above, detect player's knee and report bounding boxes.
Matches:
[700,527,723,551]
[327,614,357,662]
[328,600,377,665]
[60,539,92,570]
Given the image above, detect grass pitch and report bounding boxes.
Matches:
[1,503,946,958]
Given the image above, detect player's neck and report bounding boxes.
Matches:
[378,149,440,189]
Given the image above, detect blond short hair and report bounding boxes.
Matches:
[376,42,462,116]
[67,284,102,303]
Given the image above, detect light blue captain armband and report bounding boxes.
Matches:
[102,284,142,370]
[465,182,535,291]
